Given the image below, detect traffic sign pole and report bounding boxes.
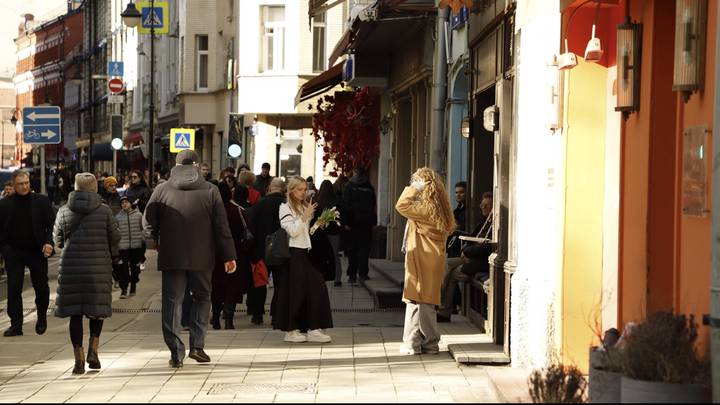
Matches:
[40,146,46,195]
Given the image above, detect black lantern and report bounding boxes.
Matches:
[615,17,642,118]
[121,2,142,28]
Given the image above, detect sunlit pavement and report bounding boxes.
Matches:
[0,251,496,403]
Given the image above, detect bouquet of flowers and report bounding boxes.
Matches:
[310,207,341,235]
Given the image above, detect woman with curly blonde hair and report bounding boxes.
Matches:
[395,167,456,355]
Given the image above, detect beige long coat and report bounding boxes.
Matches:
[395,186,450,306]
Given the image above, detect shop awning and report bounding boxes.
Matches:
[294,61,345,106]
[328,29,352,67]
[124,131,144,147]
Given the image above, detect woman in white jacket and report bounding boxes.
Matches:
[273,176,333,343]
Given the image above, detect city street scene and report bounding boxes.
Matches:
[0,0,719,403]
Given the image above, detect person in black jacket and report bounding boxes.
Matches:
[253,162,273,197]
[125,170,151,214]
[247,177,286,319]
[0,170,56,337]
[446,181,467,258]
[340,166,376,283]
[437,192,493,322]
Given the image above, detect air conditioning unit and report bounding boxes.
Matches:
[342,54,388,88]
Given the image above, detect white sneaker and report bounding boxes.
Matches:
[139,263,145,271]
[399,344,420,355]
[284,330,307,343]
[306,329,331,343]
[113,281,119,289]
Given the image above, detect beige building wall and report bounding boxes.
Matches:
[0,76,16,167]
[237,0,345,178]
[177,0,237,171]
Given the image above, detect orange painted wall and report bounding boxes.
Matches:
[676,0,716,352]
[619,0,716,350]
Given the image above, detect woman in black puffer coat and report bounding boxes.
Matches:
[53,173,120,375]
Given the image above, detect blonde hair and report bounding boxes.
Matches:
[412,167,456,235]
[286,176,308,215]
[238,170,256,187]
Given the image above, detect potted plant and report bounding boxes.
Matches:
[620,311,711,403]
[588,329,623,403]
[528,363,587,403]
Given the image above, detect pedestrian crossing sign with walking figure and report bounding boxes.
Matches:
[170,128,195,153]
[137,1,169,34]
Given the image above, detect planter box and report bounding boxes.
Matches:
[589,347,621,403]
[620,376,710,403]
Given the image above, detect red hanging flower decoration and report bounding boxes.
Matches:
[309,87,381,176]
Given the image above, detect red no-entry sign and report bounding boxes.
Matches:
[108,78,125,94]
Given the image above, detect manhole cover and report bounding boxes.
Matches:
[208,383,316,395]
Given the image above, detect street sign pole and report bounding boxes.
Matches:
[113,148,117,176]
[40,146,46,195]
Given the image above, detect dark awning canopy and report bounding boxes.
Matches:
[295,61,345,106]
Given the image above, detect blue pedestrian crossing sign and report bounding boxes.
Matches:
[22,106,62,145]
[138,1,169,34]
[170,128,195,153]
[107,61,124,77]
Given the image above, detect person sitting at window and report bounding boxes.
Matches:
[437,192,493,323]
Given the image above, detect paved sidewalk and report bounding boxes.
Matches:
[0,251,497,403]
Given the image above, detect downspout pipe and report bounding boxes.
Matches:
[429,5,448,173]
[711,2,720,401]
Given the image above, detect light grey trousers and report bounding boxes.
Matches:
[402,301,440,353]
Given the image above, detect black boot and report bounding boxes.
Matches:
[211,305,222,330]
[72,346,85,375]
[87,336,101,369]
[129,283,137,297]
[224,303,236,330]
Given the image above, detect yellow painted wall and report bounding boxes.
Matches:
[561,58,607,372]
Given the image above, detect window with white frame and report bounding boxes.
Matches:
[312,12,326,72]
[260,6,285,72]
[196,35,209,90]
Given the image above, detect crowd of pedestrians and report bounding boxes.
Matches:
[0,156,498,373]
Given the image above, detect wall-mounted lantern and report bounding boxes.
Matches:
[460,116,471,138]
[615,17,642,118]
[673,0,707,102]
[483,106,499,132]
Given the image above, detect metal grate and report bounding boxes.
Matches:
[207,383,316,395]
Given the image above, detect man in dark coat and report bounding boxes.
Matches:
[253,162,273,197]
[438,192,494,322]
[0,170,56,337]
[340,166,377,283]
[446,181,467,258]
[144,150,236,368]
[247,177,285,317]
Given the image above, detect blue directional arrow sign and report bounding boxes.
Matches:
[22,106,62,145]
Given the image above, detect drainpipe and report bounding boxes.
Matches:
[429,4,448,173]
[711,2,720,401]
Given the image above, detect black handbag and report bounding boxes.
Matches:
[237,206,254,252]
[265,214,291,265]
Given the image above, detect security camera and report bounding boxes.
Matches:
[584,25,603,62]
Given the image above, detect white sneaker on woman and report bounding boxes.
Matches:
[307,329,331,343]
[284,330,307,343]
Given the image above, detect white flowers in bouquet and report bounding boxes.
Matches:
[309,207,341,235]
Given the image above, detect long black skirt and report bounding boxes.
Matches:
[271,248,333,332]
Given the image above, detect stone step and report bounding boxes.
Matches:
[362,259,405,309]
[369,259,404,288]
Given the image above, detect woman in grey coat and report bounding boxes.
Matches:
[53,173,120,375]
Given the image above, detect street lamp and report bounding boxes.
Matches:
[122,0,156,187]
[121,2,142,28]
